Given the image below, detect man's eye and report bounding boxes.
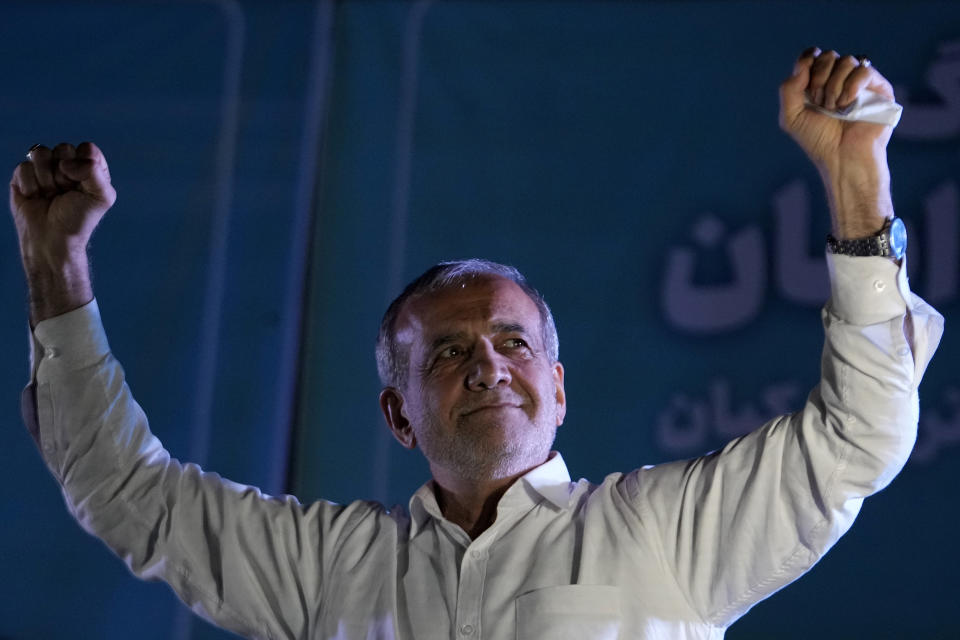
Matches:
[438,346,463,359]
[504,338,528,349]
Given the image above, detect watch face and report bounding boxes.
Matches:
[890,217,907,258]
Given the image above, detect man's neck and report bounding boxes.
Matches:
[430,467,531,540]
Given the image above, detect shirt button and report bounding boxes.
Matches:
[898,347,910,356]
[45,347,60,359]
[873,280,886,291]
[469,550,481,559]
[459,624,474,636]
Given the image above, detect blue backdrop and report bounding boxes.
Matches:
[1,2,957,638]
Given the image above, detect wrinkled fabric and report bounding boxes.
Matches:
[23,254,942,639]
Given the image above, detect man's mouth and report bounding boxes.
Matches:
[461,403,520,416]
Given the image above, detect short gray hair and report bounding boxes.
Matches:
[376,259,559,388]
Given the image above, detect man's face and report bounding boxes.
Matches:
[382,276,566,483]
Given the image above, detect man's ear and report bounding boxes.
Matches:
[553,362,567,426]
[380,387,416,449]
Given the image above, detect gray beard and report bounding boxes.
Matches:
[417,413,557,481]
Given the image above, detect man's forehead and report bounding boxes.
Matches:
[395,275,540,344]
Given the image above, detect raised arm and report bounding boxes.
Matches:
[622,49,943,627]
[11,144,367,638]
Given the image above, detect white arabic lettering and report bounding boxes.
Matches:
[656,380,957,466]
[656,378,801,455]
[662,178,959,330]
[662,216,766,333]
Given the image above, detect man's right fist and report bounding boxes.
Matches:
[9,142,116,268]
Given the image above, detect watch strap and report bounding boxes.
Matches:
[826,218,896,257]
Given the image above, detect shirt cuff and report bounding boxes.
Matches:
[30,299,111,383]
[825,254,909,325]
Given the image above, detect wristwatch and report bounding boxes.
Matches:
[826,217,907,260]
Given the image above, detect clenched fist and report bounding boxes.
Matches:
[779,47,895,174]
[779,48,895,239]
[9,142,116,325]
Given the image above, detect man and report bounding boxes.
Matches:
[11,48,942,638]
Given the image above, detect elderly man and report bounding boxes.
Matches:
[11,49,941,638]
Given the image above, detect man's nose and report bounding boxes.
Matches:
[465,342,511,390]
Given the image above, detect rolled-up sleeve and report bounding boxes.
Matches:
[623,254,943,627]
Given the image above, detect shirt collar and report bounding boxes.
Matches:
[407,451,573,535]
[517,451,573,509]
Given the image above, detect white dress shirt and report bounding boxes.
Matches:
[23,255,942,639]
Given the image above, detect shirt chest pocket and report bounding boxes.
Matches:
[515,584,621,639]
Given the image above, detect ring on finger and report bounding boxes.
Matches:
[855,54,871,68]
[26,143,42,161]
